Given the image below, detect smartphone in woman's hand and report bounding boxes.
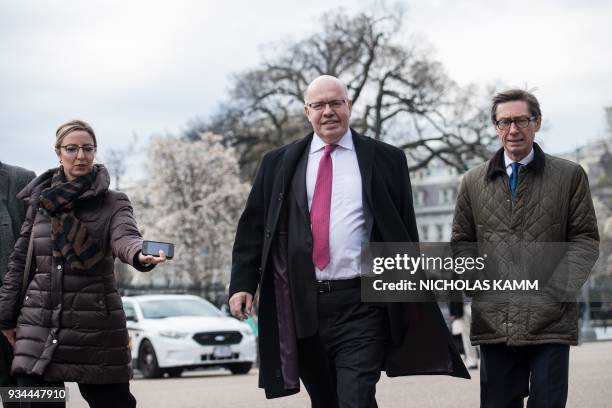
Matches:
[142,240,174,259]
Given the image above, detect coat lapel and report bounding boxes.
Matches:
[0,165,8,206]
[352,129,375,238]
[290,147,310,221]
[285,134,313,220]
[352,129,374,206]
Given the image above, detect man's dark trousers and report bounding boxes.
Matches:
[0,335,18,408]
[297,286,389,408]
[480,343,570,408]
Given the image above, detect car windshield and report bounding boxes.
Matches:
[139,298,222,319]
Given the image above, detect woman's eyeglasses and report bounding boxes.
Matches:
[59,144,97,157]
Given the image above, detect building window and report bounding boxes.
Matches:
[438,188,456,204]
[415,190,426,206]
[439,189,449,204]
[436,224,444,241]
[421,225,429,241]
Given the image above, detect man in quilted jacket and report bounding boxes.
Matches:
[451,89,599,408]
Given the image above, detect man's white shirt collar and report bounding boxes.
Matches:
[504,147,534,170]
[311,129,353,153]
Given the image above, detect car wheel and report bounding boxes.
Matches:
[227,362,252,375]
[138,339,163,379]
[166,368,183,378]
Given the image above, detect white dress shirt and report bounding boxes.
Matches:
[306,129,366,280]
[504,147,534,176]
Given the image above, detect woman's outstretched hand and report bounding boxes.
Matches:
[138,250,168,266]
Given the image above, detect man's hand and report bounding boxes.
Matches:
[2,329,16,348]
[229,292,253,321]
[138,250,168,266]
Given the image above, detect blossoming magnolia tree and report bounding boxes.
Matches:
[131,132,249,290]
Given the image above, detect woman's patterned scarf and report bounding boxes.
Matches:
[39,167,104,270]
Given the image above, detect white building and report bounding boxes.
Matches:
[411,158,469,242]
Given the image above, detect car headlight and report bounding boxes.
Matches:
[159,330,189,339]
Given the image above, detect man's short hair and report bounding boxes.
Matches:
[490,89,542,124]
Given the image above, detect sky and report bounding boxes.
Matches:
[1,0,611,183]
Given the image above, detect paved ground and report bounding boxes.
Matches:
[63,341,611,407]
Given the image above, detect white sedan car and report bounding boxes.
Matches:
[122,294,257,378]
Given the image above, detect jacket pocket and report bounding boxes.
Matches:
[470,300,498,336]
[97,293,109,315]
[527,297,566,335]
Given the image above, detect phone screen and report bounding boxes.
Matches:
[143,241,174,258]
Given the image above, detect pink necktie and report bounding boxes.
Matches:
[311,144,337,270]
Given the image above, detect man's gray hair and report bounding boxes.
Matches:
[491,89,542,124]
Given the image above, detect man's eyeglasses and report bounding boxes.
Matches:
[495,116,537,130]
[306,99,347,111]
[59,144,97,156]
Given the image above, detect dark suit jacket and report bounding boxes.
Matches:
[0,161,34,386]
[0,162,35,281]
[230,130,469,399]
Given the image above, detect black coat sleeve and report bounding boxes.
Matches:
[0,203,35,330]
[398,151,420,242]
[229,154,269,298]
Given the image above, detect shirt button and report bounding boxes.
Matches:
[52,339,58,344]
[57,265,62,270]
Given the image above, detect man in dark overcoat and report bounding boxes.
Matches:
[230,75,468,407]
[0,161,35,406]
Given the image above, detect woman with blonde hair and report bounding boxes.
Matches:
[0,120,166,407]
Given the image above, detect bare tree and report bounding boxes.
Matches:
[192,5,497,179]
[103,134,138,190]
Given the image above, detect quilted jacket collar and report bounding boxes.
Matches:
[486,142,546,180]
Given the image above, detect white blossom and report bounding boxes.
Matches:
[131,132,249,289]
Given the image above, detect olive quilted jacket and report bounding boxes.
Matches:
[451,144,599,346]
